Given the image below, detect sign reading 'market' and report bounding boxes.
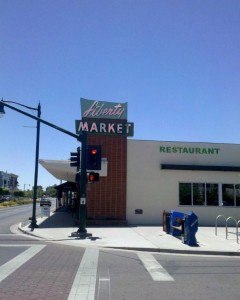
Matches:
[75,120,134,136]
[81,98,127,120]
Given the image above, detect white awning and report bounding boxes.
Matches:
[39,159,76,182]
[39,159,108,183]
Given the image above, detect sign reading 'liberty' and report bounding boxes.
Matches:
[81,98,128,120]
[76,98,134,136]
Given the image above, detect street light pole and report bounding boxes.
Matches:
[0,99,41,230]
[24,184,31,191]
[30,102,41,229]
[0,98,90,236]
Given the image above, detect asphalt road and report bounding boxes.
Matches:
[1,205,240,300]
[98,250,240,300]
[0,204,33,233]
[0,199,56,233]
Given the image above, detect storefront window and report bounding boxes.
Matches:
[179,183,191,205]
[236,185,240,207]
[222,184,234,206]
[179,182,240,207]
[193,183,205,205]
[206,184,218,206]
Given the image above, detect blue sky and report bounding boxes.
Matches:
[1,0,240,190]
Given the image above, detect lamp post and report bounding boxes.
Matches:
[24,184,31,191]
[31,102,41,229]
[0,98,89,237]
[0,99,41,230]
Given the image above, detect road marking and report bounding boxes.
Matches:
[68,247,99,300]
[0,244,46,283]
[97,268,111,300]
[137,252,174,281]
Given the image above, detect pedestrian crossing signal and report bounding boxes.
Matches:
[88,172,99,182]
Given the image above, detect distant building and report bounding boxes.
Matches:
[0,171,18,191]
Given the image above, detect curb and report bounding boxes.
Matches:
[105,246,240,256]
[18,223,45,240]
[18,223,240,256]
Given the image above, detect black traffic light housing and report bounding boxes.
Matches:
[75,172,81,183]
[70,146,80,168]
[86,145,102,170]
[88,172,99,182]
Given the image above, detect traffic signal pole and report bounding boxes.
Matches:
[77,131,90,237]
[70,131,92,238]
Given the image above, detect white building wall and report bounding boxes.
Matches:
[126,140,240,226]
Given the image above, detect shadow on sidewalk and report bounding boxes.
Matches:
[38,207,75,228]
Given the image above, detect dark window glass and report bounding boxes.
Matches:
[206,184,218,206]
[179,183,191,205]
[193,183,205,205]
[235,185,240,207]
[222,184,234,206]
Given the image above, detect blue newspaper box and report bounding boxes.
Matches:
[163,211,171,234]
[184,211,198,246]
[170,210,185,237]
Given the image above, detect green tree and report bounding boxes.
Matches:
[45,185,57,197]
[37,186,44,198]
[24,189,33,198]
[14,190,25,197]
[0,188,10,196]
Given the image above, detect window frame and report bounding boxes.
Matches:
[179,182,219,206]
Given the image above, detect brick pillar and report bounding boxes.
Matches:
[86,133,127,225]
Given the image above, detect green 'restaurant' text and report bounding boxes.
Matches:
[160,146,220,155]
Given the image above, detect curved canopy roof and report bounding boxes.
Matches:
[39,158,108,183]
[39,159,76,182]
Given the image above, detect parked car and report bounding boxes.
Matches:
[40,197,51,206]
[0,195,13,202]
[0,196,6,203]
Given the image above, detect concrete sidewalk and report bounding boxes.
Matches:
[19,209,240,256]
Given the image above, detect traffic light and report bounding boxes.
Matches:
[88,172,99,182]
[86,145,102,170]
[70,147,80,169]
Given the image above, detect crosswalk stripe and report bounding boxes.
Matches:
[68,247,99,300]
[0,244,46,283]
[137,252,174,281]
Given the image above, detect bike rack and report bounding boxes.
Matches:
[215,215,227,238]
[237,220,240,244]
[226,216,237,240]
[215,215,240,243]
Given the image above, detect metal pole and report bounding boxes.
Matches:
[77,131,91,237]
[29,103,41,230]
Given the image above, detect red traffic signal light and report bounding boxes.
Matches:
[88,172,99,182]
[90,149,97,155]
[86,145,102,170]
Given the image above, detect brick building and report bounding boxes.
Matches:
[40,99,240,226]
